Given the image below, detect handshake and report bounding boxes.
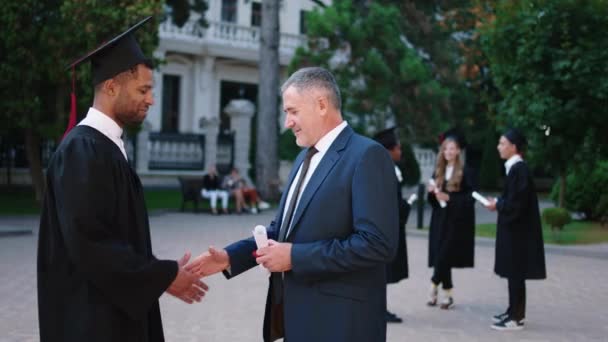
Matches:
[164,249,229,304]
[166,226,293,304]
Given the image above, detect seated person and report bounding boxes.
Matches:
[201,165,229,214]
[222,168,270,214]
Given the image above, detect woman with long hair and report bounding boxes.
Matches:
[427,129,476,310]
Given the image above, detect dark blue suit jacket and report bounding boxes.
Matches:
[225,125,398,342]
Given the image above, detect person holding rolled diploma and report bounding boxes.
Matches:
[484,128,546,331]
[426,129,476,310]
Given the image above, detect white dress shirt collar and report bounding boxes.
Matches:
[505,154,523,175]
[313,121,348,155]
[78,107,127,160]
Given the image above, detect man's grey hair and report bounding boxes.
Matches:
[281,67,342,110]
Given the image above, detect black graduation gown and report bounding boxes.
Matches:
[37,126,178,342]
[427,167,475,269]
[494,161,546,280]
[386,173,409,284]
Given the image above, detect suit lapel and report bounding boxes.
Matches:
[286,126,353,240]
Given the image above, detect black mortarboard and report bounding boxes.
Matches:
[503,128,527,151]
[373,127,399,149]
[62,16,153,139]
[439,127,467,149]
[67,16,153,85]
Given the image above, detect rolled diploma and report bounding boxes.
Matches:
[252,225,270,274]
[472,191,491,206]
[429,179,447,208]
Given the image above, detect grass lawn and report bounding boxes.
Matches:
[476,221,608,245]
[0,187,247,214]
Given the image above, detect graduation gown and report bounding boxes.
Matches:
[386,173,409,284]
[427,167,475,269]
[494,161,546,280]
[37,126,178,342]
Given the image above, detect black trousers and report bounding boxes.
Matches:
[431,265,453,289]
[507,278,526,321]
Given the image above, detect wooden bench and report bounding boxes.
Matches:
[177,177,205,212]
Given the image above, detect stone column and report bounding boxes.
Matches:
[199,116,220,170]
[136,120,152,174]
[148,49,166,131]
[193,56,215,134]
[224,99,255,177]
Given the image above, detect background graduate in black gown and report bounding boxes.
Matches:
[37,17,208,342]
[486,129,546,331]
[426,129,475,310]
[373,127,411,323]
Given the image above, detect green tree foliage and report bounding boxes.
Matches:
[165,0,208,27]
[289,0,453,144]
[481,0,608,206]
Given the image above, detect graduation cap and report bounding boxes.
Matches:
[373,127,400,150]
[503,128,527,152]
[62,16,153,138]
[438,127,467,149]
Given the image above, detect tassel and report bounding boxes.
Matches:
[62,66,78,140]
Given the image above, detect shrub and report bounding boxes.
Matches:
[542,207,571,231]
[551,161,608,220]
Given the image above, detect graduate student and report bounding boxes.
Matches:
[426,129,475,310]
[485,128,547,331]
[37,17,208,342]
[373,127,412,323]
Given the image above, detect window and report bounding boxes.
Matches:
[162,75,180,133]
[300,10,309,34]
[251,2,262,27]
[221,0,238,23]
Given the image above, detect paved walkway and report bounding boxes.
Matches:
[1,210,607,342]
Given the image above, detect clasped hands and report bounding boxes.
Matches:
[427,184,450,202]
[187,240,293,277]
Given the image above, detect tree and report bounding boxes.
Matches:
[256,0,281,200]
[290,0,452,144]
[481,0,608,207]
[0,1,207,203]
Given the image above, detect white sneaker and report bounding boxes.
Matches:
[491,318,524,331]
[258,201,270,210]
[440,296,454,310]
[250,207,258,214]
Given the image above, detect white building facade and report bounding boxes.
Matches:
[129,0,322,185]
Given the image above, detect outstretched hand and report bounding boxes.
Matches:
[166,252,209,304]
[188,246,230,277]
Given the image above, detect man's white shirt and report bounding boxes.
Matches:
[78,107,128,160]
[504,154,523,176]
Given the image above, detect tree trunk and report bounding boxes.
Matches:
[25,128,45,204]
[256,0,280,200]
[558,169,566,208]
